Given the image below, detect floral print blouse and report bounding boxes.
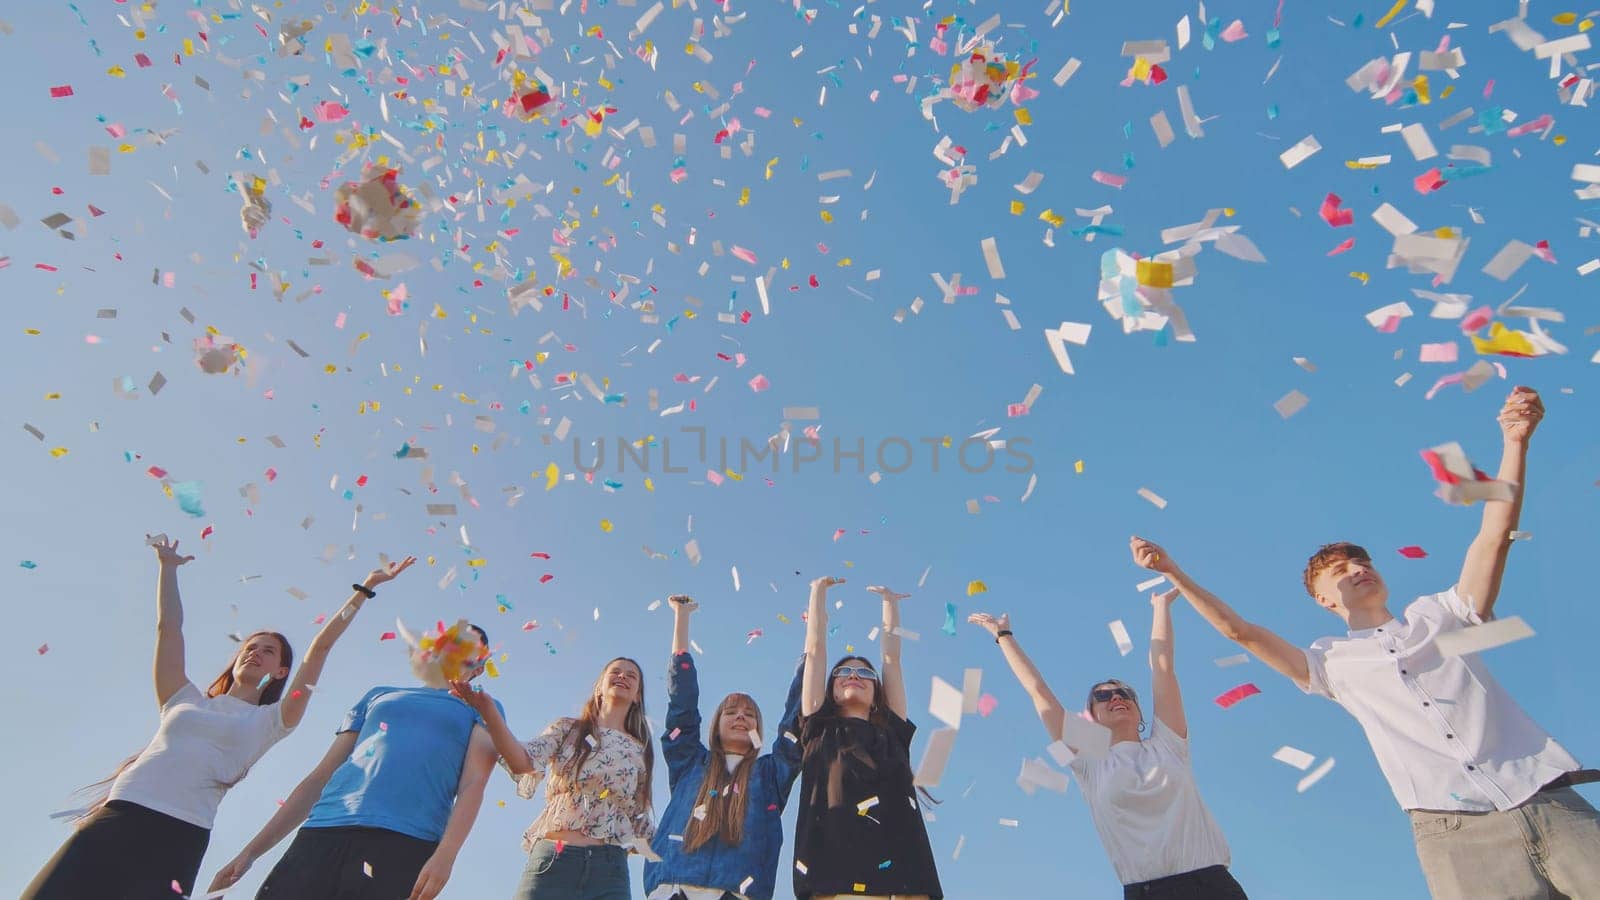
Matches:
[505,716,656,852]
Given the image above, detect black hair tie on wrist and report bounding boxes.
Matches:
[352,583,376,599]
[995,629,1014,643]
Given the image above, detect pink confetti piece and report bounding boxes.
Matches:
[977,693,999,717]
[314,101,351,123]
[748,373,770,392]
[730,245,758,265]
[832,528,847,541]
[1214,683,1261,709]
[334,312,348,329]
[1483,79,1495,98]
[1419,342,1459,363]
[1220,19,1249,41]
[1460,306,1493,332]
[706,469,725,486]
[1507,114,1553,138]
[1007,403,1029,417]
[1397,546,1428,559]
[746,628,764,644]
[1327,238,1356,256]
[1377,315,1403,334]
[1091,170,1128,189]
[379,631,397,641]
[49,85,74,98]
[37,643,49,655]
[1414,168,1446,194]
[1319,193,1354,227]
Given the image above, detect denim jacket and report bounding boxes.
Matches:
[644,652,804,900]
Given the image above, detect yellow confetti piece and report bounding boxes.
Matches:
[1074,460,1084,474]
[1345,160,1379,170]
[544,463,560,490]
[765,157,779,180]
[1554,134,1568,145]
[738,187,751,206]
[1439,85,1454,100]
[1014,107,1033,126]
[845,644,856,654]
[1554,11,1579,25]
[107,65,126,77]
[485,659,500,678]
[1581,19,1594,32]
[1350,271,1371,285]
[1038,208,1065,227]
[44,393,60,400]
[1413,75,1431,104]
[777,613,791,624]
[967,580,988,596]
[837,258,853,267]
[599,519,613,533]
[25,329,40,335]
[1136,260,1174,288]
[1010,200,1026,214]
[644,478,655,491]
[819,210,833,223]
[324,364,337,374]
[467,559,487,568]
[725,469,743,481]
[49,447,69,458]
[1374,0,1408,28]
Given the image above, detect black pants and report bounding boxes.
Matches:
[257,825,439,899]
[669,893,739,900]
[1124,865,1249,900]
[21,800,211,900]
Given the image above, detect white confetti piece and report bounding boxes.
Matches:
[1214,654,1250,667]
[1273,746,1317,770]
[1297,757,1336,792]
[1137,487,1168,509]
[1434,616,1535,657]
[980,237,1006,279]
[1274,389,1310,419]
[1109,620,1133,656]
[1279,134,1322,169]
[1136,575,1168,592]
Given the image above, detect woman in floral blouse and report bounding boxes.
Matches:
[451,657,654,900]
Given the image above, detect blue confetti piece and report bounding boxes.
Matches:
[172,481,206,518]
[941,602,958,637]
[20,560,37,570]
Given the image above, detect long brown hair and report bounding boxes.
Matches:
[682,692,762,852]
[813,655,887,728]
[72,631,294,826]
[554,657,654,820]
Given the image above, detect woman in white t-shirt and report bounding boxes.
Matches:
[22,535,417,900]
[970,579,1249,900]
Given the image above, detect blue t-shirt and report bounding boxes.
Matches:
[305,685,501,841]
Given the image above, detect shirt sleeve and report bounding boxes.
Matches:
[504,717,574,799]
[885,709,917,753]
[1148,718,1190,761]
[766,654,807,799]
[662,653,707,788]
[1301,643,1336,700]
[338,686,390,735]
[160,682,202,715]
[1435,586,1485,627]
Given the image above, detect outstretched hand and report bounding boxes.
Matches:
[147,534,195,568]
[365,555,418,587]
[866,585,909,603]
[207,852,253,892]
[810,575,846,592]
[668,594,699,613]
[1129,536,1178,575]
[1151,587,1182,607]
[448,679,493,713]
[1497,386,1543,444]
[967,611,1010,637]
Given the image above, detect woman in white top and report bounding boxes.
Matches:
[22,535,415,900]
[970,579,1249,900]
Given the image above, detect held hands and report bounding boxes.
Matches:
[207,852,254,892]
[967,611,1010,637]
[364,555,419,588]
[147,534,195,569]
[1129,536,1178,575]
[668,594,699,614]
[866,585,909,604]
[447,679,493,714]
[1497,386,1543,445]
[810,575,846,593]
[408,850,454,900]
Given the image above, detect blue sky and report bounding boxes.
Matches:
[2,1,1598,897]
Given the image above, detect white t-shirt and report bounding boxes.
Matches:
[1302,587,1580,812]
[108,682,295,828]
[1069,720,1231,885]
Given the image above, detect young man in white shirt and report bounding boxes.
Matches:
[1129,387,1600,899]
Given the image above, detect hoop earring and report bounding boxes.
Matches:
[1137,719,1147,735]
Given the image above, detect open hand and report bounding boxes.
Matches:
[1151,587,1181,606]
[967,611,1010,637]
[866,585,910,603]
[365,555,418,587]
[408,850,454,899]
[147,534,195,569]
[1130,536,1177,575]
[1497,386,1543,444]
[810,575,846,592]
[207,852,254,892]
[448,679,492,713]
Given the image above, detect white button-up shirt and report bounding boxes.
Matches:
[1301,587,1579,813]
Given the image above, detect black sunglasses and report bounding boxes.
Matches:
[831,665,879,681]
[1092,687,1137,704]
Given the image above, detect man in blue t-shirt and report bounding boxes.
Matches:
[209,624,502,900]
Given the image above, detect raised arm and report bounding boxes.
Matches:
[662,595,707,787]
[409,725,495,900]
[207,731,357,892]
[1456,387,1542,620]
[1148,589,1187,738]
[968,612,1066,744]
[279,556,417,729]
[801,576,845,717]
[148,535,195,708]
[1132,537,1311,690]
[869,585,910,719]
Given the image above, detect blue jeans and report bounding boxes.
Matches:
[515,839,631,900]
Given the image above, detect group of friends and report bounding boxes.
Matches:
[21,387,1600,900]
